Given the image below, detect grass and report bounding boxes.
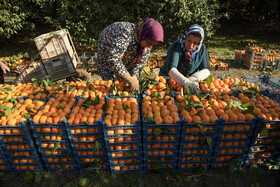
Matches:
[1,165,279,187]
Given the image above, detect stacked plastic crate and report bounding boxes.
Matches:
[0,145,14,173]
[142,95,181,172]
[235,50,245,64]
[210,118,260,169]
[243,119,280,167]
[64,96,108,172]
[103,96,143,174]
[29,96,79,172]
[0,121,43,173]
[177,119,221,171]
[262,50,280,70]
[241,47,265,70]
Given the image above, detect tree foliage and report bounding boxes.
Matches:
[4,0,279,45]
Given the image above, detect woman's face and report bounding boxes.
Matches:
[140,40,159,48]
[184,34,201,51]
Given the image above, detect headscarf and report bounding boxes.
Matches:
[179,24,204,61]
[134,18,164,62]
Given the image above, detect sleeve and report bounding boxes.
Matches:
[198,44,210,70]
[159,42,181,78]
[131,48,151,78]
[107,32,131,76]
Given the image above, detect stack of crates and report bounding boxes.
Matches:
[210,118,260,169]
[23,29,80,82]
[142,122,181,172]
[0,121,43,173]
[235,50,245,64]
[29,119,78,172]
[103,96,143,174]
[241,47,265,70]
[177,120,221,171]
[243,119,280,167]
[34,29,79,68]
[64,120,108,172]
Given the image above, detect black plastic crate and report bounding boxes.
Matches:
[29,119,78,172]
[63,120,109,172]
[0,121,44,173]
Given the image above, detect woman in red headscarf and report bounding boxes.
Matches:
[97,18,164,91]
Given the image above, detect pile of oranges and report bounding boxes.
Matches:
[209,54,229,70]
[0,74,279,172]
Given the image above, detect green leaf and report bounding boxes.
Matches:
[206,136,212,149]
[24,113,32,119]
[260,125,268,136]
[180,87,184,97]
[66,83,70,93]
[187,86,193,96]
[42,79,48,87]
[242,102,251,109]
[147,117,156,124]
[153,130,162,136]
[0,88,9,94]
[57,105,64,110]
[196,124,205,130]
[5,107,11,117]
[94,141,101,151]
[69,86,76,92]
[231,87,243,93]
[34,172,45,183]
[205,74,213,85]
[78,178,90,186]
[92,95,100,105]
[50,141,60,154]
[231,100,243,110]
[63,181,76,187]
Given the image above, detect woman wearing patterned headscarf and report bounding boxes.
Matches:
[97,18,164,91]
[159,24,210,94]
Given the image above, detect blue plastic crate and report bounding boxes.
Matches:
[210,155,244,170]
[0,144,15,173]
[63,120,109,172]
[177,157,211,172]
[109,154,143,174]
[209,117,260,170]
[247,76,280,93]
[0,121,44,173]
[177,119,221,171]
[243,119,280,168]
[29,119,79,172]
[143,156,176,172]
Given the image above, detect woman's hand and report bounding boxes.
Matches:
[122,73,139,92]
[0,61,10,74]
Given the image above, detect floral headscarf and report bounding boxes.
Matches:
[179,24,204,60]
[134,18,164,62]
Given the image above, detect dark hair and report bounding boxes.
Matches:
[189,32,201,39]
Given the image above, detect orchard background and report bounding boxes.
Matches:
[0,1,280,186]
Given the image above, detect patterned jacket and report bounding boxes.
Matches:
[97,22,151,80]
